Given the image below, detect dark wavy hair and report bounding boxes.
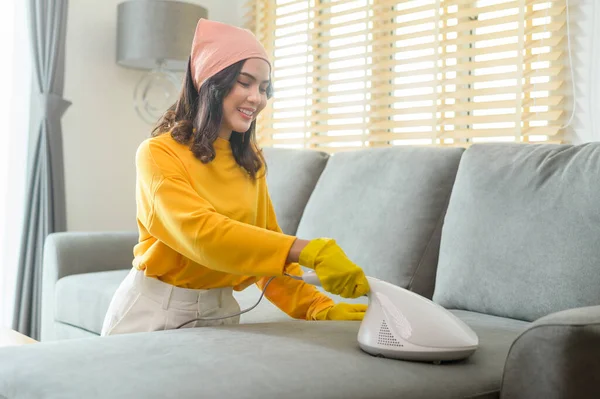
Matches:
[152,58,272,179]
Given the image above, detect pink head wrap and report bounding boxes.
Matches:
[190,19,271,91]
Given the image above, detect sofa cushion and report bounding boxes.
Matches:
[55,270,129,335]
[262,147,329,235]
[0,311,527,399]
[234,284,296,323]
[433,143,600,322]
[295,146,464,298]
[54,270,295,336]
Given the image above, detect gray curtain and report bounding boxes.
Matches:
[12,0,71,339]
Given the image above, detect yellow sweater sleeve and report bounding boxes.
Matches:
[137,140,297,277]
[256,191,334,320]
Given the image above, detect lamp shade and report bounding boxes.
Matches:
[116,0,208,71]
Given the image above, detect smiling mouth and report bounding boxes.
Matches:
[238,108,256,119]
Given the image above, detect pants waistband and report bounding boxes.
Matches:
[130,268,233,310]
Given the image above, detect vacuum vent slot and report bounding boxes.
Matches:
[377,320,403,347]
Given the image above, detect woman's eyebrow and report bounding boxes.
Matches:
[239,72,270,84]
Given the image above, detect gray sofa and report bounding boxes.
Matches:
[1,143,599,399]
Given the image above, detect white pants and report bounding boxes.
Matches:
[101,268,241,336]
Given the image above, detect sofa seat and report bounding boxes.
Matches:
[0,312,528,399]
[55,269,307,337]
[55,270,129,335]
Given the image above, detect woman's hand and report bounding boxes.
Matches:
[314,303,367,321]
[298,238,370,298]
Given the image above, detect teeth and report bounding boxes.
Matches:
[239,109,253,116]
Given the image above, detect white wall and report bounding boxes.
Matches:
[63,0,245,232]
[566,0,600,144]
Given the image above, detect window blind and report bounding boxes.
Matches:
[245,0,569,151]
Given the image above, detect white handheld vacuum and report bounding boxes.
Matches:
[302,272,479,363]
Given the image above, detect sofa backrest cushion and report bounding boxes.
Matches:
[263,147,329,235]
[295,146,464,298]
[433,143,600,321]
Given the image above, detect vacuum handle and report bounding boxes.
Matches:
[297,271,370,297]
[282,271,322,286]
[302,271,322,286]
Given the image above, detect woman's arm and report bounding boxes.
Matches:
[256,194,335,320]
[258,192,368,320]
[286,238,310,264]
[137,140,297,277]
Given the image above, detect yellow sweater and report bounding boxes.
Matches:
[132,133,334,320]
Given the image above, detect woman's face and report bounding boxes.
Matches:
[220,58,270,137]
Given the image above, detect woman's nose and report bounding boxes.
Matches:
[247,87,260,103]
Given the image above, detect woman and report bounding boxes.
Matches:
[101,19,369,336]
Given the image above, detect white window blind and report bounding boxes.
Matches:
[245,0,569,151]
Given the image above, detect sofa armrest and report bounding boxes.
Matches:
[41,231,138,341]
[500,305,600,399]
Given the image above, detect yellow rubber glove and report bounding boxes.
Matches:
[315,303,368,321]
[299,238,370,298]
